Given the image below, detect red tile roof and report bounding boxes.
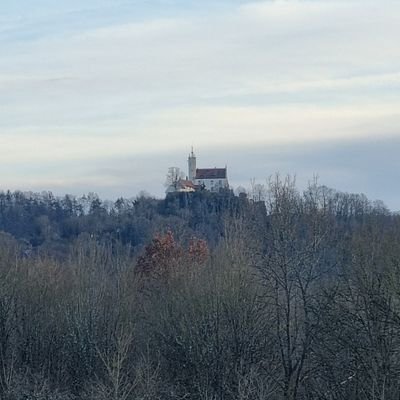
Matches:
[178,179,196,188]
[195,168,227,179]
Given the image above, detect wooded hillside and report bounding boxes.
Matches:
[0,177,399,400]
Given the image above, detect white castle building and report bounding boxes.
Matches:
[166,149,229,193]
[188,149,229,192]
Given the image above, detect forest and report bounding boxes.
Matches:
[0,176,399,400]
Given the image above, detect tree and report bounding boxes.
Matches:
[256,175,336,400]
[165,167,185,191]
[136,231,209,284]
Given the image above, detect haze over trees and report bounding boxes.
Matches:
[0,177,399,399]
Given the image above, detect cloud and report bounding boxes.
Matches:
[148,103,400,147]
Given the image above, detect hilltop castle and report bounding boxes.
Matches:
[166,149,229,193]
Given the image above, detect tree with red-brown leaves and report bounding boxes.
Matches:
[188,238,209,265]
[136,230,182,279]
[136,231,209,282]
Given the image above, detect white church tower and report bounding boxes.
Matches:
[188,147,196,181]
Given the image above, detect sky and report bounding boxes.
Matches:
[1,0,400,209]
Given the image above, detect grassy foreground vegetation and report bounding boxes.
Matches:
[0,176,399,399]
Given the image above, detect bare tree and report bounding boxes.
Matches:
[86,329,135,400]
[165,167,185,191]
[256,175,335,400]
